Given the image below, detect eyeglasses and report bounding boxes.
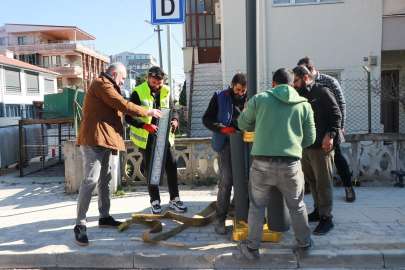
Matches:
[149,71,165,78]
[293,77,302,84]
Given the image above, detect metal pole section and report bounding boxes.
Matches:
[246,0,257,99]
[19,120,23,177]
[167,25,173,102]
[155,25,163,68]
[363,66,372,133]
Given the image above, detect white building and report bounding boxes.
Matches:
[0,51,60,119]
[182,0,405,134]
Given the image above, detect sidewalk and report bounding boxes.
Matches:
[1,170,405,269]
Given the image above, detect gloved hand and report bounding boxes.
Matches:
[143,123,159,135]
[221,127,236,136]
[171,120,178,132]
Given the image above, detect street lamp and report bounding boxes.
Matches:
[144,20,163,68]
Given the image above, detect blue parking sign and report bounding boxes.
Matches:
[151,0,185,25]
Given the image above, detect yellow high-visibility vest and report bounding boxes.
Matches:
[130,82,175,149]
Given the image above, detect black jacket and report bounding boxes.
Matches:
[297,81,341,149]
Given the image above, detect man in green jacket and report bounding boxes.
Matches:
[236,68,316,261]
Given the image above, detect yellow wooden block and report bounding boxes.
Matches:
[232,216,282,242]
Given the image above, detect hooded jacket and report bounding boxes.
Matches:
[238,84,315,159]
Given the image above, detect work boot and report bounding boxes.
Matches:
[298,239,314,256]
[313,217,334,235]
[307,209,320,222]
[98,216,123,229]
[345,186,356,203]
[237,240,260,262]
[73,225,88,246]
[215,218,227,235]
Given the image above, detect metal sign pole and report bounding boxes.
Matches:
[167,24,173,102]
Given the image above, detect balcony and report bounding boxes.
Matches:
[382,0,405,51]
[7,42,110,62]
[47,66,83,77]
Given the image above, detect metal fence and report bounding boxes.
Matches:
[18,119,75,177]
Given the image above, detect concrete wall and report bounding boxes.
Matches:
[64,140,120,195]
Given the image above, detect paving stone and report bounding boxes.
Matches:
[134,250,213,269]
[382,250,405,268]
[214,249,297,269]
[58,250,133,268]
[0,252,57,268]
[298,250,384,268]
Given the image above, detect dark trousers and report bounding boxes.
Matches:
[217,140,233,220]
[334,144,352,187]
[139,137,179,203]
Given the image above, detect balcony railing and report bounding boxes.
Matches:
[7,42,110,62]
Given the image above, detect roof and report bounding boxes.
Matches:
[4,23,96,41]
[0,55,61,75]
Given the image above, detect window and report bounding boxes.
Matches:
[6,105,21,117]
[5,68,21,93]
[116,56,122,61]
[126,56,129,60]
[136,64,141,69]
[57,78,62,89]
[43,56,49,68]
[273,0,343,6]
[51,55,61,67]
[26,72,39,94]
[145,64,149,69]
[45,79,55,93]
[0,38,5,45]
[136,55,141,59]
[18,36,27,45]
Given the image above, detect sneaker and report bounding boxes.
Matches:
[307,209,320,222]
[313,217,334,235]
[237,240,260,262]
[73,225,88,246]
[98,216,123,229]
[215,218,227,235]
[151,200,162,214]
[298,239,314,256]
[345,186,356,203]
[168,197,187,212]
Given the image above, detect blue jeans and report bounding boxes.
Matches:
[246,158,312,249]
[76,145,112,225]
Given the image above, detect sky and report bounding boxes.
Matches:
[0,0,186,83]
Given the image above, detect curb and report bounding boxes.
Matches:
[0,249,402,269]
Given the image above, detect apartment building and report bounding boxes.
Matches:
[0,24,110,90]
[0,52,59,118]
[110,51,158,80]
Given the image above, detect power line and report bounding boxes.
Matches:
[119,0,145,21]
[171,33,183,49]
[140,0,150,9]
[128,32,157,52]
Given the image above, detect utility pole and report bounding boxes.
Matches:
[155,25,163,68]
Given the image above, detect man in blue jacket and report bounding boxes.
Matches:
[202,73,247,235]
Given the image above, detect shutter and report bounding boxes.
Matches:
[45,79,55,93]
[26,72,39,93]
[5,68,21,93]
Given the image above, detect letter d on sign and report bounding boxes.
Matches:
[162,0,175,16]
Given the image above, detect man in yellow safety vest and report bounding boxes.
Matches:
[125,66,187,214]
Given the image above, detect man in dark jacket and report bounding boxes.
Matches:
[292,66,341,235]
[297,57,355,203]
[125,66,187,215]
[202,73,247,235]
